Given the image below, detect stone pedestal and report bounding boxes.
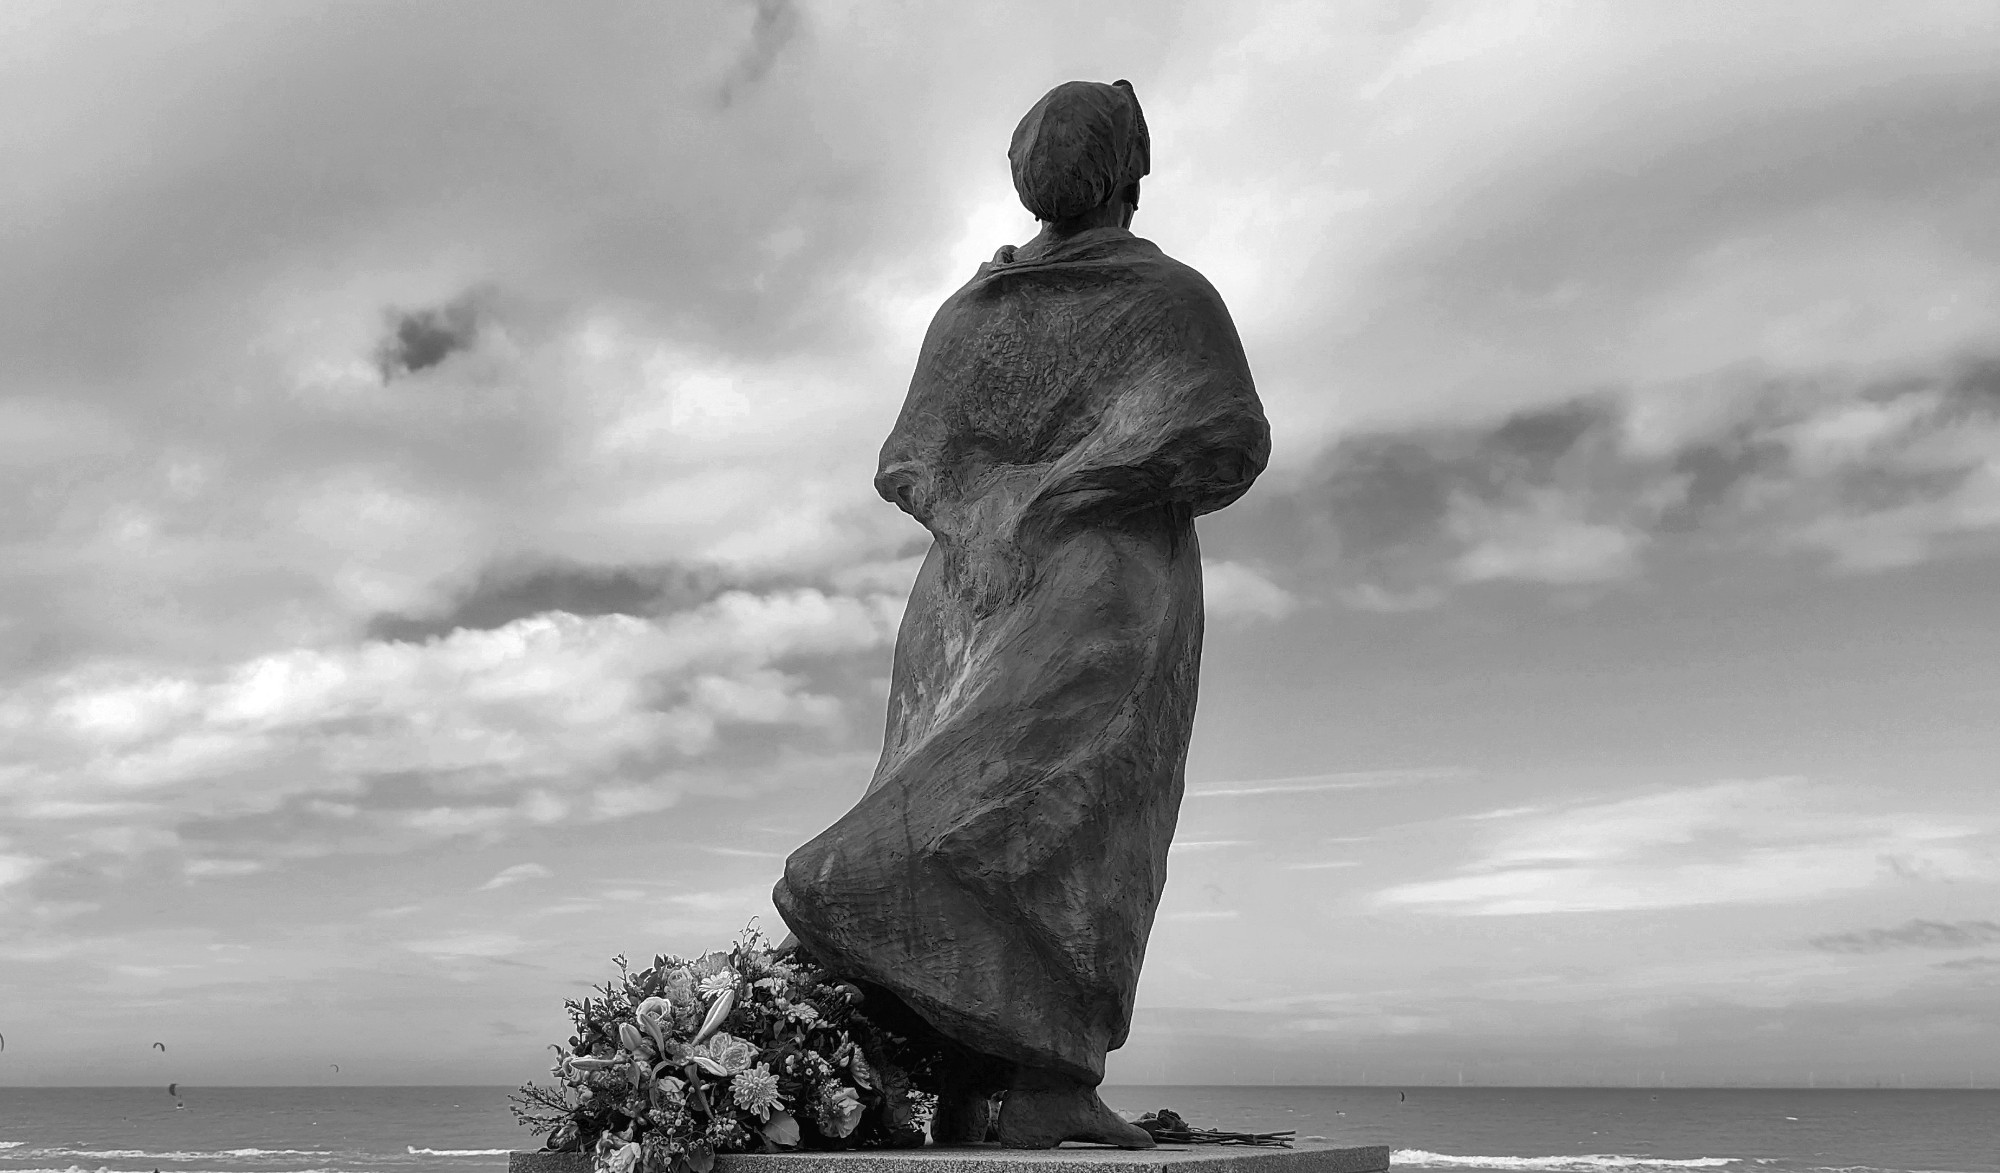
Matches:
[509,1145,1390,1173]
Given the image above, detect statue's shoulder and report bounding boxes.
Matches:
[1117,234,1217,285]
[933,232,1233,335]
[1113,238,1241,333]
[973,232,1208,290]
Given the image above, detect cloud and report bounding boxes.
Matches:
[1809,919,2000,954]
[1201,560,1299,621]
[0,3,1042,679]
[0,854,42,890]
[659,884,773,914]
[367,561,728,643]
[1450,494,1643,586]
[0,587,900,895]
[375,288,489,381]
[1376,777,2000,916]
[717,0,802,108]
[1239,359,2000,607]
[183,859,265,879]
[478,862,553,891]
[1934,956,2000,972]
[25,590,878,789]
[1168,840,1255,853]
[1,2,1996,683]
[5,0,1992,685]
[643,883,780,943]
[404,931,526,959]
[1119,961,2000,1084]
[4,0,2000,1088]
[1185,769,1466,799]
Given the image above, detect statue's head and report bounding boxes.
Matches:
[1008,80,1150,228]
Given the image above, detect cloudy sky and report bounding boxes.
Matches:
[4,0,1999,1090]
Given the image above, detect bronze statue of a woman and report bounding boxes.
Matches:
[773,79,1269,1149]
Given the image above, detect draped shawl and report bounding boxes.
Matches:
[773,227,1267,1084]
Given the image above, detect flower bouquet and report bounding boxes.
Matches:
[1131,1108,1294,1147]
[511,928,941,1173]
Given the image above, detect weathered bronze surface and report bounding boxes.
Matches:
[774,79,1268,1149]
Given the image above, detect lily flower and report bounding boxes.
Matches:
[692,987,736,1044]
[617,1023,647,1056]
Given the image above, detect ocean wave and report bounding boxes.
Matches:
[0,1167,383,1173]
[404,1150,511,1157]
[24,1151,335,1162]
[1744,1165,1991,1173]
[1392,1153,1739,1172]
[0,1143,30,1150]
[1760,1165,1920,1171]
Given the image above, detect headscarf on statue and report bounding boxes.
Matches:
[1008,79,1151,223]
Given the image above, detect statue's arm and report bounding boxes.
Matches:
[1025,275,1269,524]
[872,300,967,529]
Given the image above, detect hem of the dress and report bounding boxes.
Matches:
[770,877,1107,1086]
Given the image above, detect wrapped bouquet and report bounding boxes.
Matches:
[511,929,939,1173]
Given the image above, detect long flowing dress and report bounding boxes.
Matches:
[773,226,1268,1085]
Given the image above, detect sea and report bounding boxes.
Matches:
[0,1086,1994,1173]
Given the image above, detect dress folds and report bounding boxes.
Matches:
[773,227,1268,1084]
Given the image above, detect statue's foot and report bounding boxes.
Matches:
[929,1090,996,1145]
[996,1070,1154,1149]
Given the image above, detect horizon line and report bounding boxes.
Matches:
[2,1082,1993,1091]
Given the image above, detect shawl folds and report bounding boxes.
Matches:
[773,228,1268,1083]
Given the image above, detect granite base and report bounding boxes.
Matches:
[509,1145,1390,1173]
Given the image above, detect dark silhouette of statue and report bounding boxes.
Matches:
[773,79,1268,1149]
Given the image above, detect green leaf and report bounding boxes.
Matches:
[760,1111,801,1149]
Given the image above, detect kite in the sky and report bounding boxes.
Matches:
[153,1042,166,1052]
